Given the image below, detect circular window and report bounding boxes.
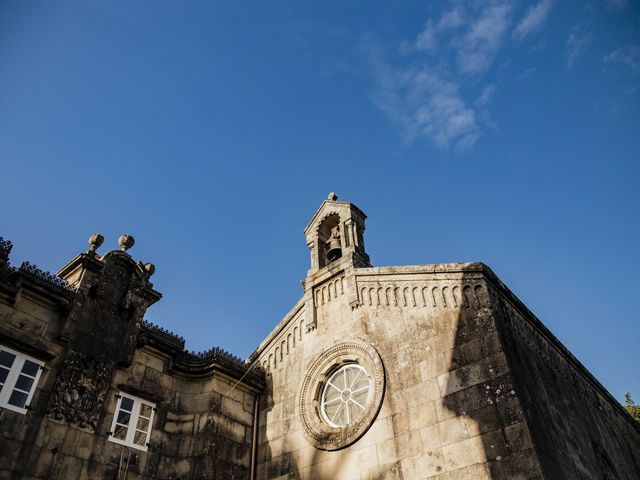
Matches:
[320,364,371,427]
[298,341,385,451]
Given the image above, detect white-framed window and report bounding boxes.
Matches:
[320,363,371,428]
[0,345,44,414]
[108,393,155,451]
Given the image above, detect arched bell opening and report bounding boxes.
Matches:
[318,214,342,268]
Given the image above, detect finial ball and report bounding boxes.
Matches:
[88,233,104,253]
[327,192,338,201]
[144,262,156,277]
[118,234,135,252]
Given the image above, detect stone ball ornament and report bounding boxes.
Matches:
[144,262,156,277]
[118,234,135,252]
[88,233,104,253]
[298,340,385,451]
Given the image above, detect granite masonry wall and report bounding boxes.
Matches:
[489,278,640,479]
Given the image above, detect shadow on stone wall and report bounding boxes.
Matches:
[440,274,540,479]
[488,282,640,479]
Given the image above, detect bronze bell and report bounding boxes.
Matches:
[326,237,342,262]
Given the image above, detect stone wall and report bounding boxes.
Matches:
[490,281,640,479]
[0,349,255,479]
[0,334,260,479]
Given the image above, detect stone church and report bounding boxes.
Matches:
[0,194,638,479]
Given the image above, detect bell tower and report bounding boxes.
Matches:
[304,192,370,275]
[302,193,370,331]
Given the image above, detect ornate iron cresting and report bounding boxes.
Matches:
[0,236,12,255]
[19,261,75,292]
[183,346,244,363]
[0,237,13,273]
[140,319,185,350]
[139,320,264,385]
[182,345,265,385]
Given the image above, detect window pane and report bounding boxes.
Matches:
[15,375,34,393]
[324,401,340,419]
[352,389,368,405]
[0,367,9,385]
[113,424,128,440]
[0,351,16,368]
[21,360,39,377]
[133,430,147,446]
[139,403,152,418]
[136,417,149,431]
[345,367,359,387]
[333,406,347,426]
[352,376,369,392]
[120,397,134,412]
[324,383,341,402]
[8,390,28,408]
[117,410,131,425]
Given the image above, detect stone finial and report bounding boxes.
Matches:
[144,262,156,277]
[88,233,104,254]
[327,192,338,201]
[118,234,135,252]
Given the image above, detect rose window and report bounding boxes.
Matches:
[320,364,371,428]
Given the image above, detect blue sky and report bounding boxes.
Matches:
[1,1,639,404]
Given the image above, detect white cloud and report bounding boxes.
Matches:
[415,7,465,52]
[365,1,556,151]
[476,85,497,108]
[368,50,479,149]
[405,72,479,148]
[513,0,553,40]
[566,27,592,67]
[456,2,512,75]
[604,45,640,75]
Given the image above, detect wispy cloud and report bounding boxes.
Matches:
[365,1,553,151]
[604,45,640,75]
[513,0,554,40]
[566,25,592,67]
[456,3,512,75]
[604,0,629,11]
[518,66,538,80]
[414,7,465,52]
[476,84,497,108]
[367,43,478,150]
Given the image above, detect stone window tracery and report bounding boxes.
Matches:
[0,345,44,414]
